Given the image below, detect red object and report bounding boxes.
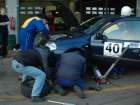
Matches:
[48,15,55,32]
[95,78,108,84]
[9,16,15,30]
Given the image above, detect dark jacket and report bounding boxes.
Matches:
[13,49,44,70]
[56,52,86,82]
[36,46,50,74]
[0,15,9,45]
[13,46,51,74]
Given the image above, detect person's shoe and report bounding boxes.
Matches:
[73,85,86,99]
[55,85,68,96]
[87,81,102,91]
[31,96,46,102]
[110,73,120,80]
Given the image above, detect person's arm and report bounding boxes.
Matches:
[35,48,50,73]
[0,22,9,26]
[0,15,9,26]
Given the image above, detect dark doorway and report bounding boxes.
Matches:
[80,0,136,21]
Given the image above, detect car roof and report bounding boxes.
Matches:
[111,16,140,22]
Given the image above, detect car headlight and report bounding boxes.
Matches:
[45,42,57,51]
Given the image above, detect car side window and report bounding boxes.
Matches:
[103,20,140,41]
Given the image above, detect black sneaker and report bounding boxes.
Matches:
[73,85,86,99]
[31,96,46,102]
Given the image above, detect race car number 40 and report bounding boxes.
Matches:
[104,42,123,57]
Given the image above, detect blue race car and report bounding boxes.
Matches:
[90,17,140,68]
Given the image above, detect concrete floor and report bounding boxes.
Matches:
[0,57,140,105]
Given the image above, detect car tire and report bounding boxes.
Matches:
[20,79,48,98]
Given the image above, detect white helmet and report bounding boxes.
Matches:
[121,6,132,16]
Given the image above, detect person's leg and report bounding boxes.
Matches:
[73,80,86,99]
[21,66,46,97]
[2,32,8,57]
[1,46,7,57]
[11,60,46,101]
[76,79,85,90]
[55,79,72,96]
[117,67,125,78]
[111,67,120,79]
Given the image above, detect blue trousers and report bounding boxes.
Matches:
[19,29,33,51]
[111,67,125,74]
[56,79,85,89]
[11,60,46,97]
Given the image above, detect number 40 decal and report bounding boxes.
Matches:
[104,42,123,57]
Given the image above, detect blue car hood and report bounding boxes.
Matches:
[54,33,90,53]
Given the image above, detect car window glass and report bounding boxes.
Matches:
[81,17,101,30]
[85,18,106,34]
[103,20,140,41]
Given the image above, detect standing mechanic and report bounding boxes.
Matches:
[0,8,9,57]
[19,14,49,51]
[11,33,50,102]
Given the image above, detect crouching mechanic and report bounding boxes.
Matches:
[55,50,87,99]
[55,50,102,98]
[11,33,50,102]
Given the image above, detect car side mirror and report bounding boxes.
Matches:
[102,34,108,42]
[96,33,107,40]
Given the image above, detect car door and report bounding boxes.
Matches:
[90,18,140,65]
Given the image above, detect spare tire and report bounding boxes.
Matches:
[20,79,48,98]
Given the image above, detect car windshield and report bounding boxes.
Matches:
[103,20,140,41]
[85,18,114,35]
[80,17,102,30]
[66,18,113,38]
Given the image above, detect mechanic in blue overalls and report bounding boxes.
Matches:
[19,15,49,52]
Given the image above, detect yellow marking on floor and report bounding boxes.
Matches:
[0,84,140,101]
[0,96,26,101]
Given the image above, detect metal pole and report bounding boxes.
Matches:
[101,46,129,79]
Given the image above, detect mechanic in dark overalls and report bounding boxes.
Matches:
[0,8,9,57]
[55,51,87,99]
[19,14,49,52]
